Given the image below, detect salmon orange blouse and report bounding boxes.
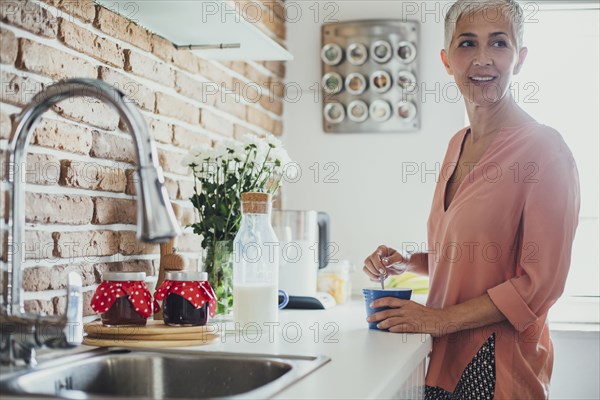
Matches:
[425,121,580,399]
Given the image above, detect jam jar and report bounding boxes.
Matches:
[91,272,151,326]
[154,272,217,326]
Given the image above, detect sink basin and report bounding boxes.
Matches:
[0,347,330,399]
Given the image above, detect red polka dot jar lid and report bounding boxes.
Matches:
[91,272,152,321]
[154,271,217,318]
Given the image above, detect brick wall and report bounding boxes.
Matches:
[0,0,286,317]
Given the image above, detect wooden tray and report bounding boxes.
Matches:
[83,320,220,348]
[83,336,219,348]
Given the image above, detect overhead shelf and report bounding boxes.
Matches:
[94,0,293,61]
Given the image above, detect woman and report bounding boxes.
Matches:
[363,1,580,399]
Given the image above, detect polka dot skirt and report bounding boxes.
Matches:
[425,333,496,400]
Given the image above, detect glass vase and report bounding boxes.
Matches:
[204,240,234,320]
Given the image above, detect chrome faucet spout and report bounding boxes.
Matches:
[1,78,181,365]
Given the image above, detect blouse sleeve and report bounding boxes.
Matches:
[487,152,580,332]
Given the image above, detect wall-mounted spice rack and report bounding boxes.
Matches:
[321,19,420,134]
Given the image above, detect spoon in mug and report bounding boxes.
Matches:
[378,254,386,289]
[378,254,408,289]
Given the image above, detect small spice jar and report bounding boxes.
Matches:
[91,272,151,326]
[323,102,346,124]
[347,100,369,123]
[320,43,343,66]
[322,72,344,95]
[154,272,217,326]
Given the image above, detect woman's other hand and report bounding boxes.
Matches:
[368,294,507,337]
[366,298,449,337]
[363,245,409,281]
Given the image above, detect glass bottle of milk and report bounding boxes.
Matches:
[233,192,279,329]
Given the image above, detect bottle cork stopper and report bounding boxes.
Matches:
[241,192,271,214]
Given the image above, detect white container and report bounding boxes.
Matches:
[347,42,368,65]
[347,100,369,123]
[278,240,318,297]
[370,70,392,93]
[322,72,343,94]
[397,70,417,92]
[321,43,343,65]
[233,192,280,328]
[272,210,330,298]
[323,103,345,124]
[369,100,392,122]
[397,100,417,121]
[318,260,352,304]
[371,40,392,63]
[345,73,367,95]
[397,41,417,64]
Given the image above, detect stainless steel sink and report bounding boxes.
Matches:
[0,347,330,399]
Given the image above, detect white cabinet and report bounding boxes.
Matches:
[394,356,428,400]
[94,0,293,61]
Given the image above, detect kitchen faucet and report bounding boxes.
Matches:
[0,78,181,366]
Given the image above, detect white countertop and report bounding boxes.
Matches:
[1,299,431,400]
[193,299,432,399]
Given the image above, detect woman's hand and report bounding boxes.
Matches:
[363,245,409,281]
[369,294,507,337]
[366,297,451,337]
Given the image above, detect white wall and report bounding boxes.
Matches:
[550,329,600,399]
[282,1,464,291]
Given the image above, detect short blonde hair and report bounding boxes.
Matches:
[444,0,525,51]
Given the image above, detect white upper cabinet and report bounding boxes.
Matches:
[94,0,293,61]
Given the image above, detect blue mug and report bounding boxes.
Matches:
[363,288,412,330]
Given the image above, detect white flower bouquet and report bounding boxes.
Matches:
[184,133,291,246]
[183,133,292,315]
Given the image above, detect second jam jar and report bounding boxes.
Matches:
[91,272,151,326]
[154,271,216,326]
